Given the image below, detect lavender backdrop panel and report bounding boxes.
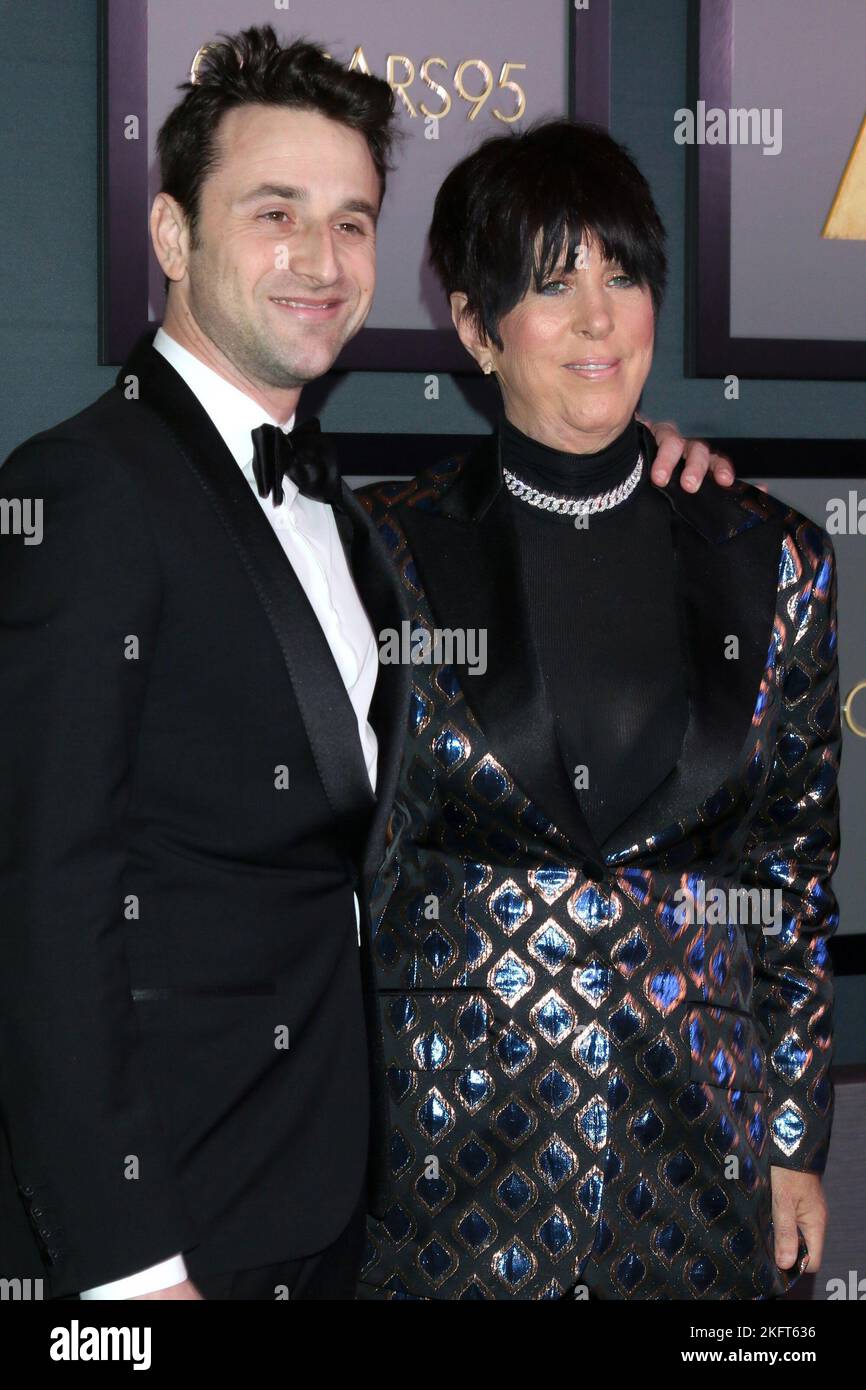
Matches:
[729,0,866,342]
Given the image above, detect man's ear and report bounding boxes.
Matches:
[449,292,489,370]
[150,192,190,284]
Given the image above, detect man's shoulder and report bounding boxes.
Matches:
[5,384,135,459]
[1,383,169,497]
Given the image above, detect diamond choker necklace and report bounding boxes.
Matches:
[503,453,644,516]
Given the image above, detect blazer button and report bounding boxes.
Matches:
[20,1184,35,1197]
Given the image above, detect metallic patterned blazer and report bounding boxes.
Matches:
[355,422,840,1300]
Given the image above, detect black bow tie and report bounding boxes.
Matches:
[250,417,343,508]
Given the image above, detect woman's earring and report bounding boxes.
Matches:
[483,361,494,375]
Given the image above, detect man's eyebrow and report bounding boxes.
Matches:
[339,198,379,224]
[235,183,308,206]
[234,184,379,223]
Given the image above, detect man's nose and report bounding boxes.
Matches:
[286,223,340,283]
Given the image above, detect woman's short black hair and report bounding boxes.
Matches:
[428,119,668,350]
[156,26,399,243]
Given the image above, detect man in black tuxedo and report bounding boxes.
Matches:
[0,27,730,1301]
[0,31,410,1302]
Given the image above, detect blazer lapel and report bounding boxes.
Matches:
[395,422,787,872]
[395,435,604,870]
[119,332,375,833]
[599,423,787,860]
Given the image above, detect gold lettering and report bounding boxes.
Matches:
[347,46,372,76]
[493,62,527,123]
[387,54,418,117]
[419,57,452,119]
[455,60,494,121]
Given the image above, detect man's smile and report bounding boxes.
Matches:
[269,294,346,320]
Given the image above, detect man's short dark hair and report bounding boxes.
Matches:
[428,119,668,350]
[156,26,398,243]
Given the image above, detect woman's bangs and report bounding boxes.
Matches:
[529,212,646,288]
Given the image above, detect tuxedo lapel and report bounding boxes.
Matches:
[336,482,413,885]
[119,332,375,832]
[395,435,604,870]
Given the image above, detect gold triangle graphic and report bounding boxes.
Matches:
[823,110,866,240]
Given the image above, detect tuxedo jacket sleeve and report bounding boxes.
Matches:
[740,530,840,1174]
[0,434,196,1294]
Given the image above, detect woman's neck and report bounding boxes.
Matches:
[499,413,641,496]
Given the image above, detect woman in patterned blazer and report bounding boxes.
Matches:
[357,120,840,1300]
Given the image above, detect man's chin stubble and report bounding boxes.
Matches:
[259,352,340,389]
[257,322,355,388]
[240,337,343,391]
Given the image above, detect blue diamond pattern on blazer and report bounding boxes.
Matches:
[355,455,839,1300]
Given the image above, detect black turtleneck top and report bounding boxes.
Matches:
[500,413,689,846]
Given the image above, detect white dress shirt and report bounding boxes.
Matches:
[80,328,379,1299]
